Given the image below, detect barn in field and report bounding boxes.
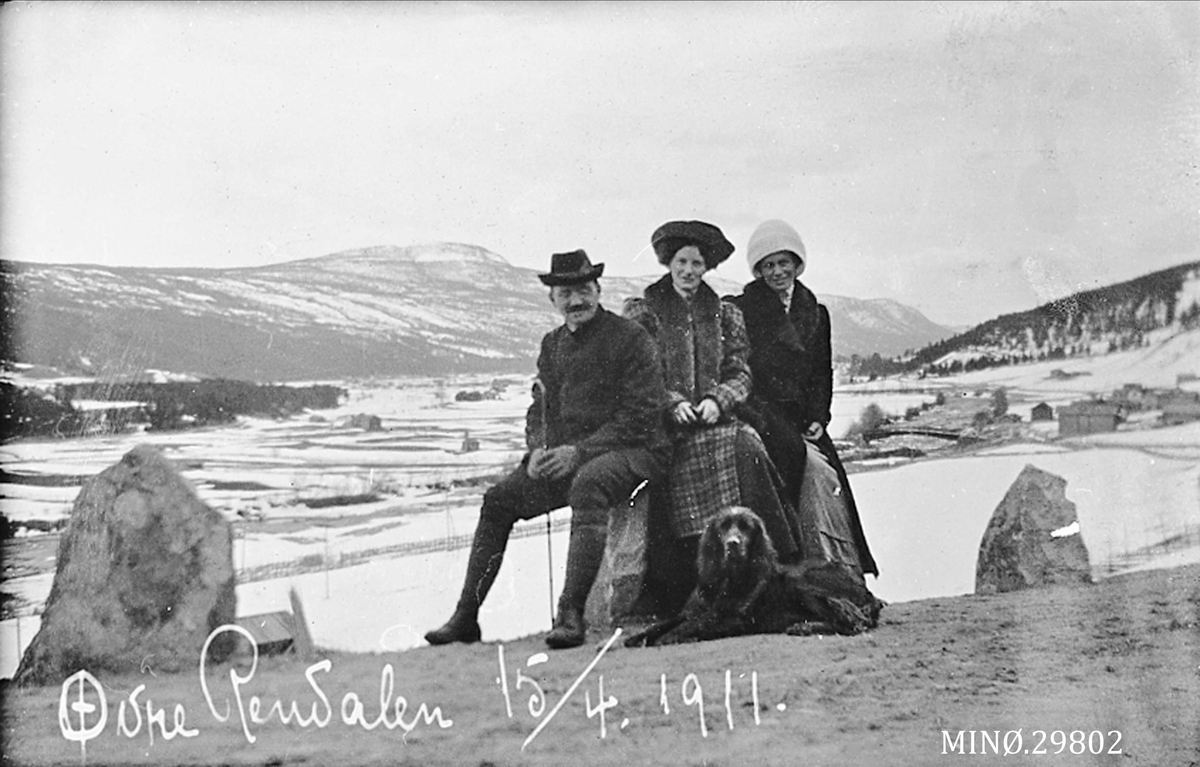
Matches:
[1057,401,1120,437]
[1161,391,1200,426]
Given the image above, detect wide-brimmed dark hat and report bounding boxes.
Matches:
[650,220,735,269]
[537,249,605,286]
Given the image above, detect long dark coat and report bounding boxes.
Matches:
[730,279,878,576]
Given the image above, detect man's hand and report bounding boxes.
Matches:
[804,422,825,441]
[527,447,550,479]
[528,445,578,481]
[671,401,697,425]
[695,398,721,425]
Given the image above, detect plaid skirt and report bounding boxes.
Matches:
[663,423,801,561]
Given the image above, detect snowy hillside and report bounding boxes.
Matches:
[1,246,955,381]
[930,326,1200,394]
[911,261,1200,376]
[3,245,555,380]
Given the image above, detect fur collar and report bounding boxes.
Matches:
[739,278,820,352]
[644,275,723,403]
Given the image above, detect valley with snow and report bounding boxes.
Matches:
[3,333,1198,679]
[3,254,1198,687]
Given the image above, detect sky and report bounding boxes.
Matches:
[1,1,1197,327]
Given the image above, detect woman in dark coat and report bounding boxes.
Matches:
[629,220,801,615]
[729,219,878,579]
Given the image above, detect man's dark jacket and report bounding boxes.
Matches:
[527,306,670,465]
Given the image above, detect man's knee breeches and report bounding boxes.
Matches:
[478,448,665,527]
[568,448,664,522]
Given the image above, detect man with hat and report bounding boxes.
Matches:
[425,249,671,649]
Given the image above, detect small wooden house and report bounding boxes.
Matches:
[461,430,481,452]
[1162,396,1200,426]
[1058,401,1120,437]
[1111,383,1167,410]
[1030,402,1054,422]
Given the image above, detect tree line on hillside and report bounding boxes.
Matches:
[845,334,1141,380]
[1,379,346,440]
[847,261,1199,379]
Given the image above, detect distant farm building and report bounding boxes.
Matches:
[1058,401,1121,437]
[1161,390,1200,425]
[461,430,481,452]
[1111,383,1159,410]
[1049,369,1088,381]
[1163,401,1200,425]
[347,413,383,431]
[1031,402,1054,422]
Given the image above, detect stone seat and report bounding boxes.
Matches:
[583,483,652,631]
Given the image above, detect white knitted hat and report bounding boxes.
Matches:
[746,219,806,276]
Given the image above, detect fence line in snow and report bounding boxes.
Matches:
[235,513,572,584]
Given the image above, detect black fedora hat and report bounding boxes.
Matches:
[538,249,606,286]
[650,220,735,269]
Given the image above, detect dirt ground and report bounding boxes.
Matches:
[1,563,1196,767]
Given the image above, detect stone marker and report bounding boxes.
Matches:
[16,445,236,686]
[975,464,1092,595]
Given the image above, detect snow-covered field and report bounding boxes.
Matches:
[2,369,1198,680]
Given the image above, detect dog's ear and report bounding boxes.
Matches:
[696,521,725,597]
[747,512,779,569]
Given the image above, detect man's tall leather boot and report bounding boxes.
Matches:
[545,518,608,649]
[424,513,510,645]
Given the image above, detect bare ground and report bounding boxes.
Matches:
[2,563,1197,767]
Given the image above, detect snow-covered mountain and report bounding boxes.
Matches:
[821,295,955,361]
[0,244,954,381]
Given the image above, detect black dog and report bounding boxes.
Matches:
[625,507,883,647]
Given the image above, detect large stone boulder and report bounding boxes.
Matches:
[16,445,236,686]
[975,464,1092,595]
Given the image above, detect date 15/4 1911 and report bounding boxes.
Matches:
[942,730,1122,756]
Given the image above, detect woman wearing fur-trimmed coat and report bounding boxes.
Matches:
[729,219,877,579]
[628,220,801,615]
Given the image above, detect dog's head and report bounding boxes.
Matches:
[697,506,778,594]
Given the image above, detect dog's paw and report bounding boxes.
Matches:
[785,620,835,636]
[825,596,873,634]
